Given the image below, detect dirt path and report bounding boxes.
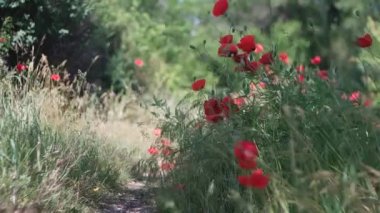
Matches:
[98,180,156,213]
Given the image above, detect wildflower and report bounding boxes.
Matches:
[161,162,175,171]
[153,128,162,137]
[349,91,361,102]
[192,79,206,91]
[279,52,289,64]
[259,52,273,65]
[357,33,372,48]
[134,58,144,68]
[297,74,305,83]
[148,146,159,155]
[258,82,266,89]
[364,99,373,107]
[316,70,328,80]
[16,63,28,73]
[254,43,264,54]
[218,43,238,57]
[50,74,61,81]
[162,147,173,156]
[212,0,228,17]
[310,56,321,65]
[234,140,259,162]
[0,37,6,43]
[232,53,248,64]
[296,65,305,73]
[221,96,239,117]
[237,35,256,53]
[219,34,233,44]
[161,138,171,147]
[238,169,270,189]
[233,97,245,108]
[204,98,224,123]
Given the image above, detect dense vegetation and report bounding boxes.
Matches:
[1,0,380,212]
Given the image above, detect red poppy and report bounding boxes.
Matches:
[50,74,61,82]
[238,169,270,189]
[232,53,248,64]
[364,99,373,107]
[349,91,361,102]
[259,52,273,65]
[161,138,171,147]
[254,43,264,54]
[297,74,305,83]
[221,96,240,117]
[148,146,159,155]
[234,140,259,162]
[233,97,245,108]
[316,70,328,80]
[162,147,173,156]
[0,37,6,43]
[161,162,175,171]
[16,63,28,73]
[258,82,266,89]
[247,61,261,72]
[237,35,256,53]
[238,159,257,169]
[218,43,238,57]
[134,58,144,68]
[219,34,233,44]
[192,79,206,91]
[310,56,321,65]
[279,52,289,64]
[204,98,224,123]
[357,33,372,48]
[153,128,162,137]
[212,0,228,17]
[296,65,305,73]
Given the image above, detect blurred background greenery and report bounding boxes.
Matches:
[1,0,380,97]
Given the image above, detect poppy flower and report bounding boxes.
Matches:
[233,97,245,108]
[218,43,238,57]
[297,74,305,83]
[50,74,61,82]
[349,91,361,102]
[204,98,224,123]
[148,146,159,155]
[192,79,206,91]
[232,53,248,64]
[316,70,328,80]
[234,140,259,162]
[310,56,321,65]
[254,43,264,54]
[161,162,175,171]
[238,169,270,189]
[219,34,233,44]
[357,33,372,48]
[161,138,171,147]
[221,96,239,117]
[259,52,273,65]
[364,99,373,107]
[153,128,162,137]
[0,37,6,43]
[16,63,28,73]
[279,52,289,64]
[212,0,228,17]
[258,82,266,89]
[134,58,144,68]
[246,61,261,72]
[237,35,256,53]
[162,147,173,156]
[238,159,257,169]
[296,65,305,73]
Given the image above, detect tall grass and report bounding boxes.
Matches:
[0,67,131,211]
